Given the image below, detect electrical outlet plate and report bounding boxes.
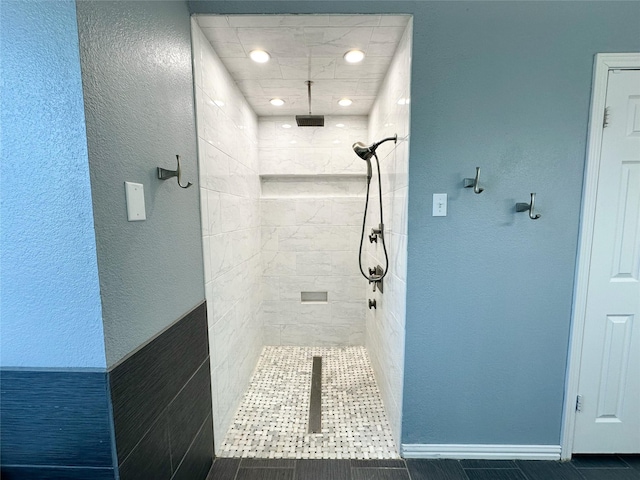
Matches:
[125,182,146,221]
[432,193,447,216]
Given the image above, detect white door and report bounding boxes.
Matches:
[573,68,640,453]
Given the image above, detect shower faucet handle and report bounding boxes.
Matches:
[369,224,383,243]
[368,265,384,294]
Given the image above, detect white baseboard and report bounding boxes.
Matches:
[401,444,561,460]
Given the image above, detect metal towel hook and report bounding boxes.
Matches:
[158,155,192,189]
[516,193,541,220]
[463,167,484,194]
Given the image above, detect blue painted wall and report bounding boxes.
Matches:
[76,1,204,367]
[402,1,639,446]
[190,0,640,446]
[0,0,106,368]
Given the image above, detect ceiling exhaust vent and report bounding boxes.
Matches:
[296,81,324,127]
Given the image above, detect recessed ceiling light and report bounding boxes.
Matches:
[338,98,353,107]
[249,49,270,63]
[344,49,365,63]
[270,98,285,106]
[290,140,297,144]
[336,123,345,128]
[282,123,292,129]
[332,140,341,144]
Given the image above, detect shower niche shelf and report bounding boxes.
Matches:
[260,174,367,198]
[301,291,328,304]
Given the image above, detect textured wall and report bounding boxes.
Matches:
[259,116,368,346]
[401,1,640,446]
[0,0,106,368]
[191,0,640,447]
[191,20,263,453]
[76,1,204,367]
[365,20,412,448]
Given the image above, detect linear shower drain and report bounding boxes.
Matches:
[308,356,322,433]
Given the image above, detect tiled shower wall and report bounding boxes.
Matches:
[259,117,369,346]
[193,16,411,453]
[364,20,412,446]
[192,21,263,453]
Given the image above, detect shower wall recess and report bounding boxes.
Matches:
[192,20,263,453]
[364,20,412,447]
[259,116,369,346]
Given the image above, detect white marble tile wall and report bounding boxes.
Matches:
[259,116,370,346]
[261,176,368,198]
[192,20,263,455]
[194,15,411,116]
[259,116,368,176]
[363,20,412,448]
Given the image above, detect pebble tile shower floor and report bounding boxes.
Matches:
[219,346,399,459]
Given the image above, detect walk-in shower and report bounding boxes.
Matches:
[192,13,412,458]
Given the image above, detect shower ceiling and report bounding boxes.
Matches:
[195,15,410,116]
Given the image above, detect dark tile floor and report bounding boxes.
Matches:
[206,455,640,480]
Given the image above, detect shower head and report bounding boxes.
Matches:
[296,81,324,127]
[352,134,398,180]
[352,142,375,161]
[352,134,398,161]
[296,115,324,127]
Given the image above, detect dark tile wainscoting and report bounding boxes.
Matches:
[0,369,116,479]
[0,301,213,480]
[111,301,213,480]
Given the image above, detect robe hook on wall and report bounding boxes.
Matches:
[158,154,192,189]
[463,167,484,194]
[516,193,541,220]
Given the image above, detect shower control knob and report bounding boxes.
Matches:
[368,299,377,309]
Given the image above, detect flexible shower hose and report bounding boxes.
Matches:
[358,152,389,283]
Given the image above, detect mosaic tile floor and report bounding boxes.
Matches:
[219,346,399,459]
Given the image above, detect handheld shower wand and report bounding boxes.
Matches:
[352,135,398,179]
[352,134,398,286]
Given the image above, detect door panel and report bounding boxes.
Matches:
[573,69,640,453]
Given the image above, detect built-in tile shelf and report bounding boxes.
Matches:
[301,291,329,303]
[261,174,367,198]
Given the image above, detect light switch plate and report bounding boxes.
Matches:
[433,193,447,216]
[125,182,146,221]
